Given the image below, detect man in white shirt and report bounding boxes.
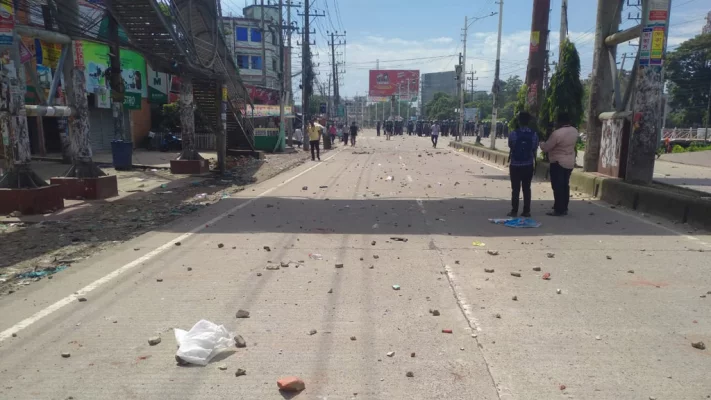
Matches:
[431,122,440,148]
[539,112,579,216]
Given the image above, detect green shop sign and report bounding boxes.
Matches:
[82,40,147,110]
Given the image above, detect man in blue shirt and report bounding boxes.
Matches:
[507,112,539,217]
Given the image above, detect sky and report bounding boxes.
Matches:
[289,0,709,104]
[222,0,710,105]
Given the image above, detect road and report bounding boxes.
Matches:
[1,130,710,400]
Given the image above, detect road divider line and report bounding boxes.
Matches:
[0,148,345,342]
[443,265,482,332]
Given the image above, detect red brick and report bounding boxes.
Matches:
[277,376,305,392]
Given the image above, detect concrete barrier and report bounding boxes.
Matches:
[449,140,711,230]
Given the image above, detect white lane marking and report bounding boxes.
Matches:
[407,175,413,182]
[444,265,482,332]
[0,149,344,342]
[451,147,711,248]
[416,198,426,214]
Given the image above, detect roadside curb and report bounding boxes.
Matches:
[449,141,711,230]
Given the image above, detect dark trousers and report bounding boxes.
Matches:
[431,135,438,147]
[377,128,380,136]
[310,140,320,160]
[343,134,349,144]
[509,164,534,214]
[550,162,572,213]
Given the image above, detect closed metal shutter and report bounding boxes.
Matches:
[88,108,130,151]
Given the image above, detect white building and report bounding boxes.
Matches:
[222,4,283,90]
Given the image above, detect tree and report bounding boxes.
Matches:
[508,84,529,131]
[539,39,584,137]
[665,33,711,126]
[425,92,456,120]
[502,75,523,105]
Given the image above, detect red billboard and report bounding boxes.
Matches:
[368,70,420,99]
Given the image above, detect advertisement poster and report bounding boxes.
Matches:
[245,84,280,105]
[0,2,14,46]
[247,104,293,118]
[168,75,181,103]
[368,70,420,99]
[529,31,540,53]
[36,40,62,68]
[81,40,147,109]
[147,65,169,104]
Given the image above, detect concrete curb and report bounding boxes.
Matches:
[449,141,711,230]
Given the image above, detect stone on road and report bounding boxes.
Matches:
[1,129,710,400]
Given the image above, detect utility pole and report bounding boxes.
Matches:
[467,68,478,100]
[705,79,711,142]
[276,0,286,151]
[559,0,568,64]
[458,16,467,142]
[107,15,125,146]
[490,0,504,150]
[298,2,323,150]
[328,31,346,120]
[285,0,299,147]
[260,0,267,86]
[626,0,672,183]
[525,0,551,119]
[583,0,621,172]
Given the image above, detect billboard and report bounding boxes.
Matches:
[369,70,419,100]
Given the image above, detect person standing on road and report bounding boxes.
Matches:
[307,117,321,161]
[328,124,337,146]
[540,112,579,216]
[507,112,539,218]
[349,121,359,146]
[376,121,381,137]
[430,121,440,148]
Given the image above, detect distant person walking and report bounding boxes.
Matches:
[507,112,539,218]
[349,121,359,146]
[430,121,440,148]
[376,121,381,137]
[342,123,350,145]
[540,112,579,216]
[328,124,337,145]
[307,117,321,161]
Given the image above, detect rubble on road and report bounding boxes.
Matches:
[429,309,440,316]
[61,352,71,358]
[235,309,250,318]
[277,376,305,392]
[235,368,247,377]
[148,336,161,346]
[484,268,495,273]
[510,272,521,277]
[406,371,414,377]
[691,341,705,350]
[234,335,247,348]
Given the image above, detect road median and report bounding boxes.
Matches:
[450,140,711,230]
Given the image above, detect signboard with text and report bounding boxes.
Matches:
[368,70,419,100]
[642,0,670,67]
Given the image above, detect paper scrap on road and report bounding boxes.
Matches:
[472,241,486,247]
[174,320,235,366]
[488,218,542,228]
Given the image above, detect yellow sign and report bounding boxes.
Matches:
[530,31,540,52]
[650,28,664,60]
[41,42,62,68]
[222,87,228,102]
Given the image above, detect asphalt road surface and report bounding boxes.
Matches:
[1,130,710,400]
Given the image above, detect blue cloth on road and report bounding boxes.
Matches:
[488,218,542,228]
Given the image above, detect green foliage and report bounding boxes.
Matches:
[539,39,584,135]
[508,84,529,131]
[670,142,711,153]
[425,92,457,120]
[160,103,181,131]
[665,33,711,126]
[671,144,686,153]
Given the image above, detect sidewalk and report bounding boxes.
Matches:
[34,149,218,169]
[463,136,711,195]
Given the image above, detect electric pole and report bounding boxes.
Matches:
[298,2,323,150]
[467,68,478,100]
[490,0,504,150]
[583,0,621,172]
[559,0,568,64]
[458,16,467,142]
[328,31,346,121]
[524,0,551,120]
[260,0,267,86]
[107,15,125,145]
[285,0,300,147]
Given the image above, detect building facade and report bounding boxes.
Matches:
[421,71,458,106]
[222,4,282,91]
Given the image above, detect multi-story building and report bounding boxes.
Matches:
[345,96,368,125]
[222,4,283,92]
[421,71,458,106]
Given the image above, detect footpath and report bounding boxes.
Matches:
[451,139,711,231]
[0,148,312,294]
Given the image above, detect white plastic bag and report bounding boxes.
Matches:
[174,320,234,365]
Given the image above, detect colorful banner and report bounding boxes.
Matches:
[368,70,420,99]
[36,40,62,68]
[0,2,15,46]
[247,104,293,118]
[244,84,280,105]
[147,65,169,104]
[529,31,540,53]
[81,40,147,109]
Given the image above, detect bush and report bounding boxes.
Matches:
[671,144,685,153]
